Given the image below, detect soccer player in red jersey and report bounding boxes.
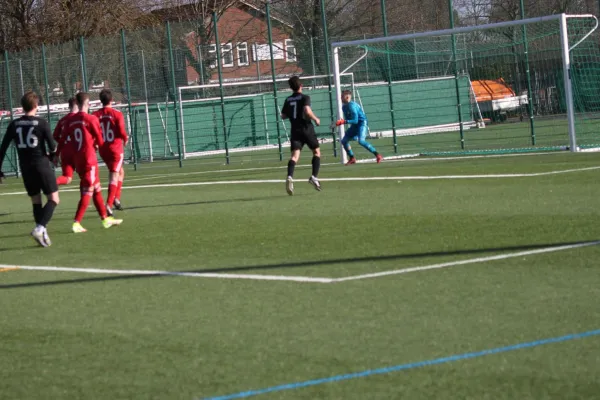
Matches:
[93,89,128,215]
[53,97,79,185]
[66,92,122,233]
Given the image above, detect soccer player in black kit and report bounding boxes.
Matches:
[0,91,60,247]
[281,76,322,195]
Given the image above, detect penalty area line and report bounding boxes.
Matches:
[0,264,332,283]
[332,240,600,282]
[2,240,598,285]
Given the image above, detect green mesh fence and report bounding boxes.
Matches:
[1,14,599,175]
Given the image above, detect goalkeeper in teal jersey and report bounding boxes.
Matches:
[333,90,382,165]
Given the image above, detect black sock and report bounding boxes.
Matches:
[311,156,320,177]
[39,200,57,228]
[374,151,379,156]
[287,160,296,178]
[33,203,43,225]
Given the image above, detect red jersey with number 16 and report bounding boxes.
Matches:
[92,107,128,155]
[65,112,104,169]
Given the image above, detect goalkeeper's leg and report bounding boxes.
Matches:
[356,125,377,154]
[357,125,382,162]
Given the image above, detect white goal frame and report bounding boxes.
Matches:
[331,13,598,164]
[177,73,355,159]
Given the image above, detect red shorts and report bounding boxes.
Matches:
[78,164,101,191]
[60,151,76,178]
[101,150,124,173]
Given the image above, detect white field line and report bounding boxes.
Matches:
[123,151,557,183]
[0,265,333,283]
[2,241,599,284]
[332,240,600,282]
[1,166,599,196]
[0,151,582,186]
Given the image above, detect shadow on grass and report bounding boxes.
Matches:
[0,194,301,216]
[1,240,597,290]
[125,194,302,211]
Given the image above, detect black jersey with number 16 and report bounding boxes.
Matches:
[0,116,55,168]
[282,93,312,131]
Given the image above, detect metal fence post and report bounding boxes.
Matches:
[213,12,231,164]
[121,29,138,171]
[520,0,536,145]
[381,0,399,153]
[79,37,88,92]
[41,44,52,123]
[266,1,283,161]
[4,50,19,177]
[166,21,183,167]
[321,0,337,156]
[448,0,465,149]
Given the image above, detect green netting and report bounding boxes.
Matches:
[333,15,600,156]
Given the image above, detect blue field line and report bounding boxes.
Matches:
[203,329,600,400]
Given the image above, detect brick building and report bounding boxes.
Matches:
[157,0,302,85]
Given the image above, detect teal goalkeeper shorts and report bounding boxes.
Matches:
[343,124,368,143]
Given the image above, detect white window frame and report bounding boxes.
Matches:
[285,39,296,62]
[237,42,249,66]
[208,44,217,68]
[222,43,234,67]
[175,50,185,71]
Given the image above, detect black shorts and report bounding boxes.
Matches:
[21,161,58,197]
[290,126,319,151]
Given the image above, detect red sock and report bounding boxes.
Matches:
[116,181,123,200]
[74,194,92,223]
[57,176,69,185]
[107,183,117,207]
[93,190,107,219]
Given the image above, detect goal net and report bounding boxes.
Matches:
[177,73,355,162]
[331,13,600,162]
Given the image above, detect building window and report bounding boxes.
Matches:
[237,42,249,66]
[208,44,217,68]
[285,39,296,62]
[222,43,234,67]
[175,50,185,71]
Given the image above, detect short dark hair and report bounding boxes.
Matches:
[75,92,90,108]
[68,97,77,110]
[288,76,302,92]
[99,89,113,106]
[21,91,39,112]
[342,90,352,96]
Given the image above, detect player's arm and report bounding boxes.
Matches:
[90,116,105,148]
[344,103,360,125]
[302,96,319,126]
[117,113,128,143]
[52,120,63,142]
[280,101,289,120]
[0,124,15,182]
[303,106,320,126]
[41,120,57,159]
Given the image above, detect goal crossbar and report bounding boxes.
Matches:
[331,14,595,48]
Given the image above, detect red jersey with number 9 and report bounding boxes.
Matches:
[92,107,128,155]
[65,112,104,170]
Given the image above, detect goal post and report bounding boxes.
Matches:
[331,13,600,162]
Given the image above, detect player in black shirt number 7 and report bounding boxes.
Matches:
[0,91,60,247]
[281,76,322,195]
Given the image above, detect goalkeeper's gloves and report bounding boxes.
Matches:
[330,119,346,129]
